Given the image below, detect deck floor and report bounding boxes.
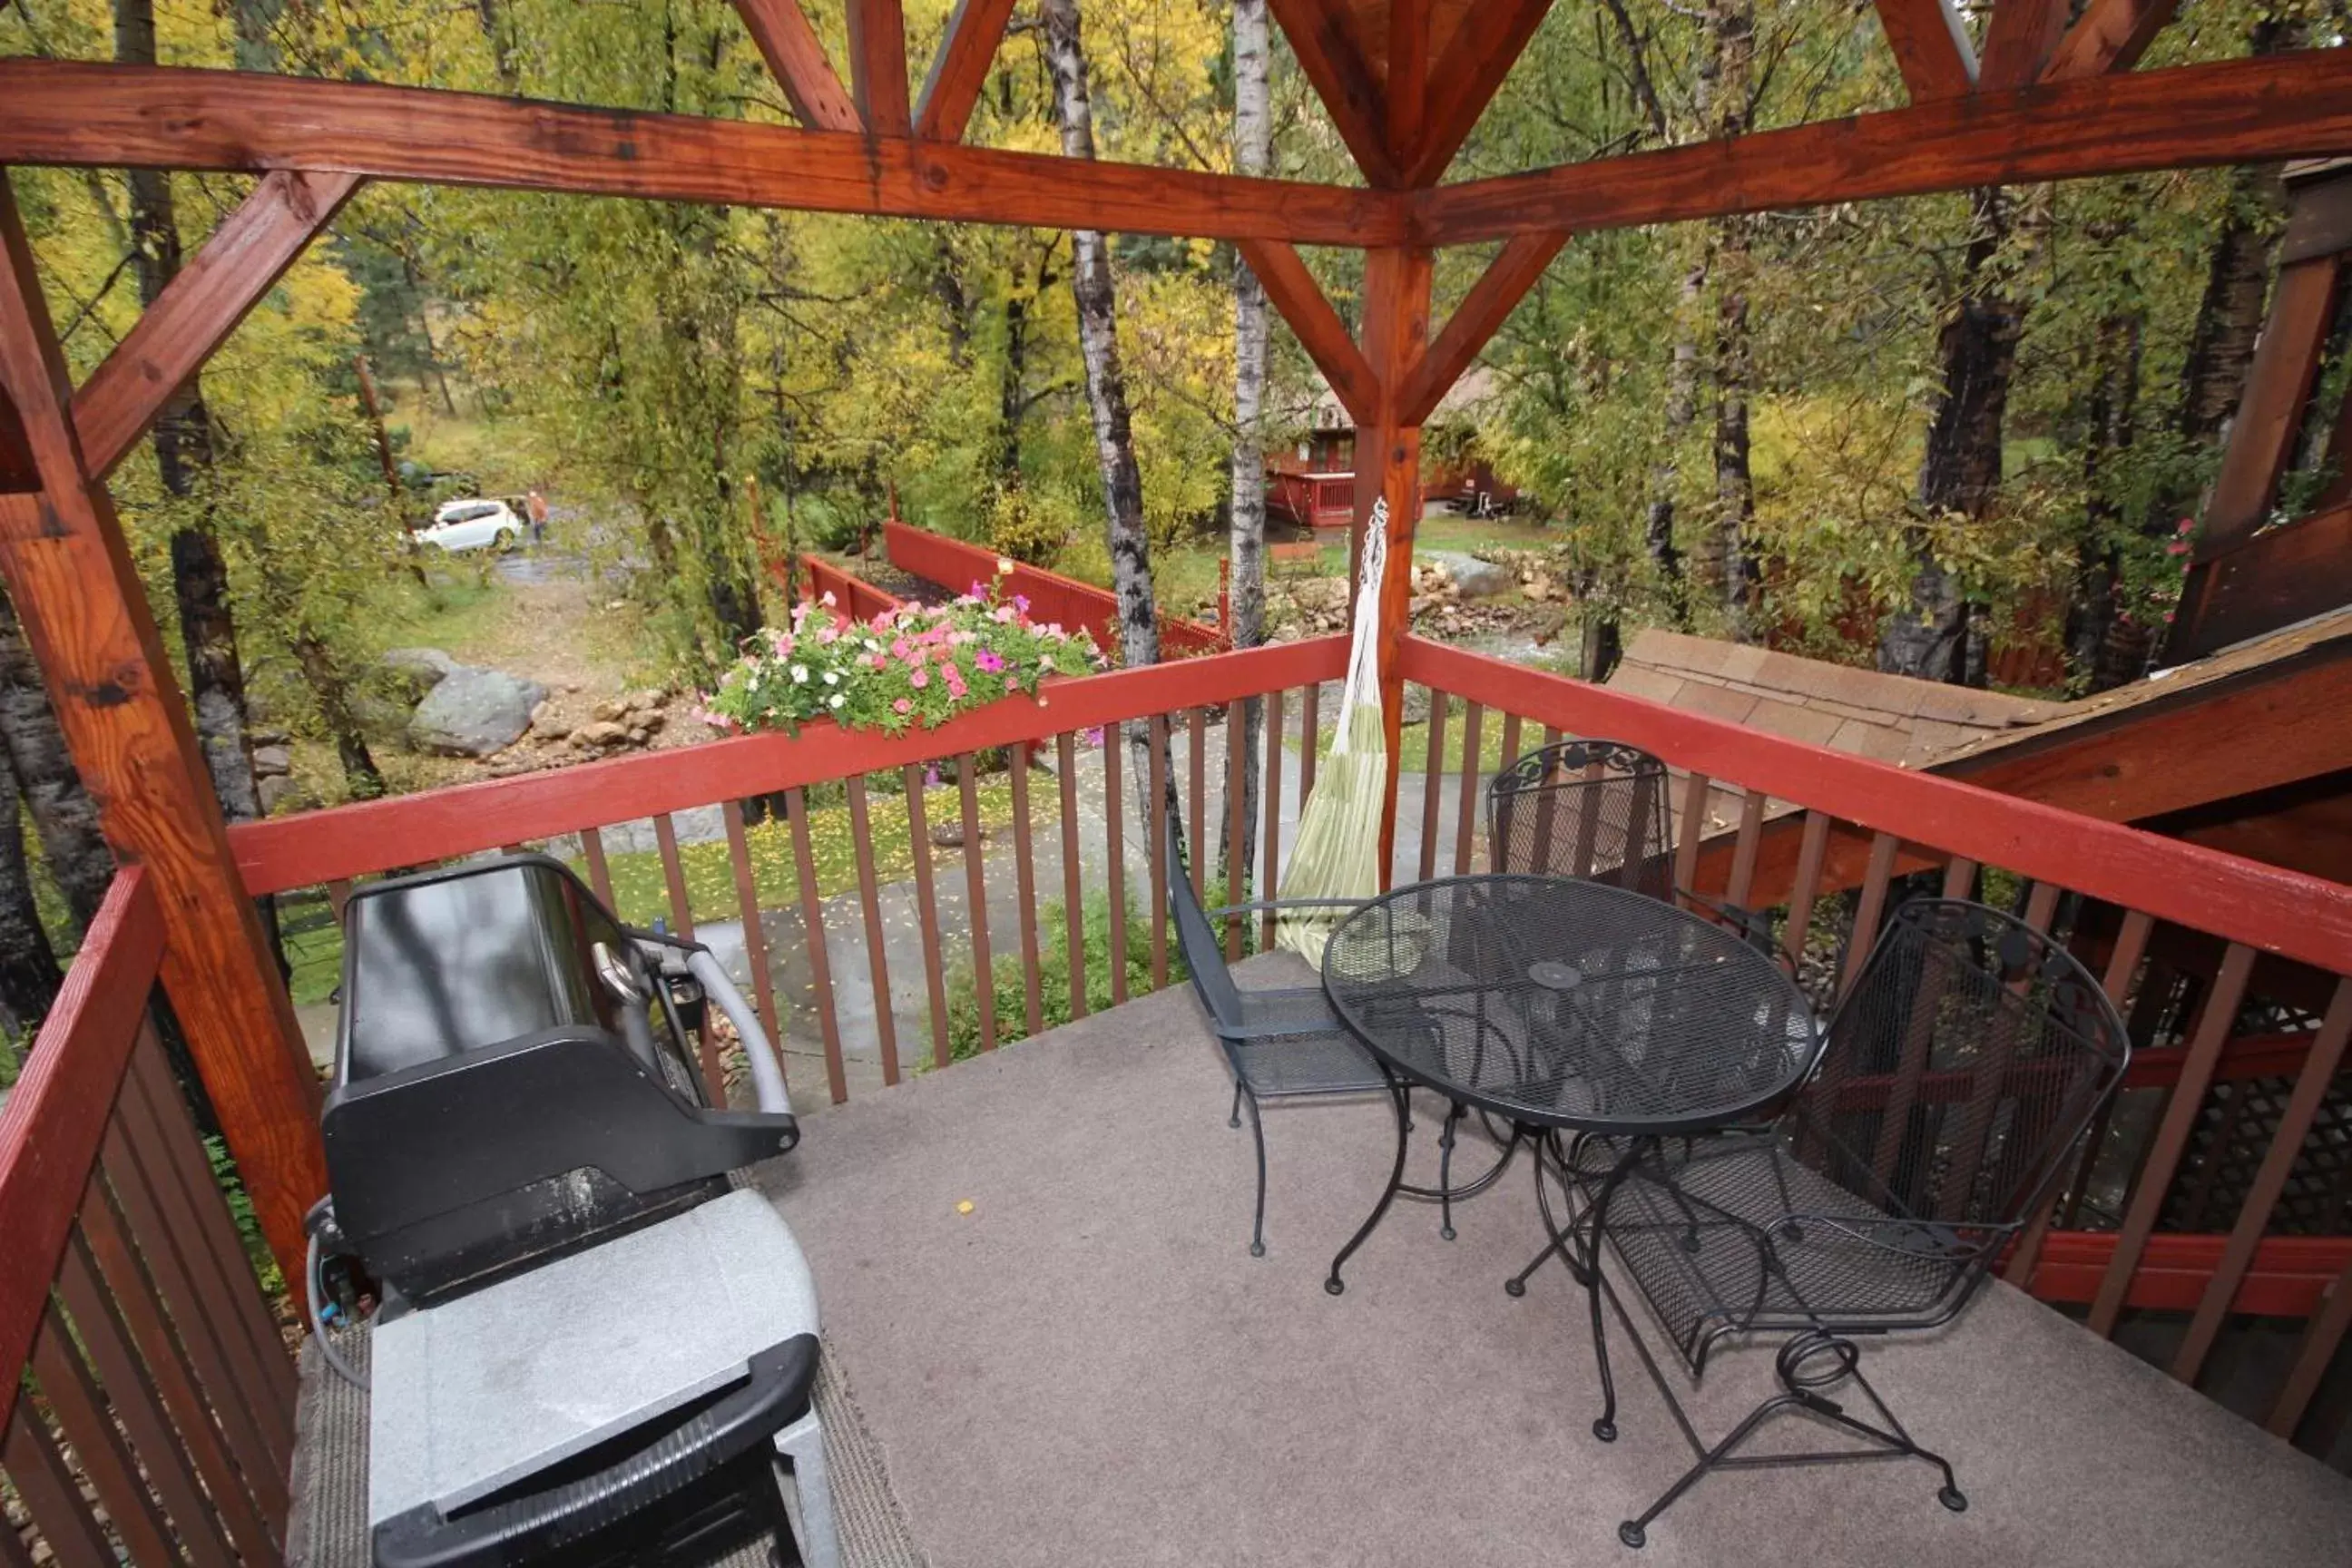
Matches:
[759,955,2352,1568]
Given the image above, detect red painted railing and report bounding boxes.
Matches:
[1267,466,1355,530]
[883,520,1224,655]
[0,867,296,1563]
[794,554,903,625]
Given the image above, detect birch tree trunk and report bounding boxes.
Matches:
[117,0,264,826]
[1223,0,1271,892]
[1706,0,1759,642]
[1042,0,1172,836]
[0,590,113,930]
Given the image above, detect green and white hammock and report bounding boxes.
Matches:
[1276,500,1391,966]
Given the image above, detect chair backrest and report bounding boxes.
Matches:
[1783,898,2132,1242]
[1486,739,1674,900]
[1165,816,1247,1033]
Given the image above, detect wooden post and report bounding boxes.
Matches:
[1357,246,1432,884]
[0,175,323,1287]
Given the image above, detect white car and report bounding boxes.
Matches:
[417,498,524,554]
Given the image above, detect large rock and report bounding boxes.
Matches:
[1420,550,1513,600]
[408,666,548,756]
[382,646,461,691]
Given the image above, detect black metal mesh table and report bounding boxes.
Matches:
[1318,875,1820,1294]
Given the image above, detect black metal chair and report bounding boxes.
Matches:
[1486,738,1773,954]
[1558,898,2132,1548]
[1163,818,1390,1258]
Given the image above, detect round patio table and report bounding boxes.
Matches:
[1318,874,1820,1304]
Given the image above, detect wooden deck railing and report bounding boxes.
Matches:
[883,521,1226,654]
[198,627,2352,1460]
[0,868,298,1565]
[1398,635,2352,1448]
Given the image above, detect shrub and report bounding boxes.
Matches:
[945,891,1183,1059]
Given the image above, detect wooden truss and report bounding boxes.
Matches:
[0,0,2345,1277]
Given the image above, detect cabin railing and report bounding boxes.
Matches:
[0,867,298,1565]
[1399,635,2352,1448]
[881,520,1226,655]
[203,628,2352,1457]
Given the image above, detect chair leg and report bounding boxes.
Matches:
[1229,1078,1243,1130]
[1242,1088,1269,1258]
[1437,1101,1465,1240]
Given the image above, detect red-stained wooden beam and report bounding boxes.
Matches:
[1398,636,2352,978]
[0,868,161,1436]
[2043,0,2177,81]
[1386,0,1431,166]
[228,634,1350,895]
[1871,0,1976,102]
[2123,1028,2342,1090]
[1416,49,2352,244]
[1266,0,1401,187]
[733,0,861,132]
[1976,0,2072,92]
[1395,230,1566,425]
[914,0,1018,142]
[1398,0,1553,186]
[846,0,913,135]
[0,180,323,1291]
[1361,245,1433,882]
[1235,238,1381,426]
[0,61,1404,250]
[2025,1232,2352,1319]
[72,169,360,483]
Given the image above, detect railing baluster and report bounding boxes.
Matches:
[845,779,900,1083]
[1940,855,1977,899]
[1839,832,1903,1002]
[2023,880,2062,932]
[2088,941,2257,1337]
[1149,715,1171,988]
[1104,720,1129,1005]
[74,1181,275,1562]
[580,824,614,906]
[1298,679,1320,804]
[1225,701,1248,961]
[1724,789,1766,909]
[721,802,781,1104]
[52,1226,237,1568]
[1452,701,1483,876]
[30,1303,176,1563]
[652,812,695,940]
[1496,710,1523,778]
[1260,689,1286,949]
[122,1032,295,1439]
[1057,732,1087,1021]
[1417,689,1446,883]
[2269,1254,2352,1438]
[1008,741,1044,1037]
[785,787,848,1102]
[901,765,954,1070]
[1187,708,1207,899]
[1672,769,1710,901]
[326,877,353,925]
[1782,809,1832,971]
[3,1401,113,1565]
[958,756,997,1051]
[2173,979,2352,1384]
[96,1122,289,1523]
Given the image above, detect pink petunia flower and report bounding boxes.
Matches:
[894,698,912,715]
[975,650,1004,673]
[910,668,929,689]
[943,662,963,684]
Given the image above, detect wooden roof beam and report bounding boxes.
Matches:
[74,169,360,483]
[1386,0,1431,167]
[847,0,913,136]
[1398,0,1552,186]
[1416,48,2352,244]
[2043,0,2178,81]
[1265,0,1400,187]
[732,0,860,132]
[1395,230,1566,426]
[1871,0,1976,102]
[1977,0,2072,91]
[0,61,1405,248]
[1235,238,1380,426]
[915,0,1019,142]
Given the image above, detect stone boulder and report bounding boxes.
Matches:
[381,646,461,693]
[1420,550,1513,600]
[408,666,549,757]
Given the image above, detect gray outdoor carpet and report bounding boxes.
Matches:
[287,1324,926,1568]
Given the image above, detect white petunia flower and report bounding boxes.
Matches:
[829,693,846,710]
[791,665,810,683]
[823,671,840,685]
